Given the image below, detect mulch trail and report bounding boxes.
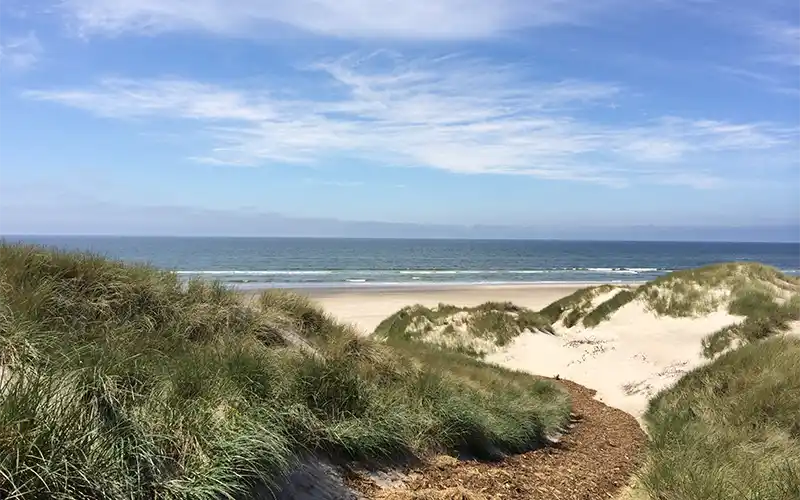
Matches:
[349,379,646,500]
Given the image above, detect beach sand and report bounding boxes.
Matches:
[487,306,739,422]
[239,284,592,333]
[301,284,592,334]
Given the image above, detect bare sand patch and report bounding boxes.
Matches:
[488,300,742,421]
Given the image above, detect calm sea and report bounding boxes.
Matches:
[6,236,800,289]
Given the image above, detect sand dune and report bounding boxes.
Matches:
[297,282,745,422]
[248,265,797,426]
[487,303,740,421]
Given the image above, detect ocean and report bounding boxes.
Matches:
[6,236,800,289]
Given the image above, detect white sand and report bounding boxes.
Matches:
[302,284,593,334]
[487,300,741,422]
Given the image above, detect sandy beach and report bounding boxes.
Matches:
[242,283,596,334]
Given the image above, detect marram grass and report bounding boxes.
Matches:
[641,336,800,500]
[0,243,569,499]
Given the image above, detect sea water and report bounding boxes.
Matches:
[8,236,800,289]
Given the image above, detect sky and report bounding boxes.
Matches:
[0,0,798,240]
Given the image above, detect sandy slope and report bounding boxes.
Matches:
[487,302,741,421]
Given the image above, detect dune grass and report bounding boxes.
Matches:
[538,263,799,332]
[373,301,552,356]
[638,262,799,318]
[538,284,617,327]
[640,335,800,500]
[701,294,799,358]
[582,290,636,328]
[0,243,570,499]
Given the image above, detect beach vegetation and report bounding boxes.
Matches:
[637,262,798,317]
[374,301,553,356]
[0,243,570,498]
[582,290,636,328]
[701,294,799,358]
[539,263,799,332]
[538,284,618,327]
[640,335,800,500]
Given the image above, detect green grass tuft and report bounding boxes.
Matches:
[701,295,799,358]
[641,336,800,500]
[538,285,617,327]
[582,290,636,328]
[0,243,570,498]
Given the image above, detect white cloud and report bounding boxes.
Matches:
[0,32,42,71]
[24,54,799,186]
[26,78,280,120]
[59,0,622,39]
[754,20,800,66]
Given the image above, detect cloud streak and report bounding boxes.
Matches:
[716,65,800,97]
[0,32,42,71]
[24,54,799,188]
[59,0,625,40]
[755,20,800,67]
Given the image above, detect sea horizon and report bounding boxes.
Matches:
[5,234,800,244]
[6,235,799,290]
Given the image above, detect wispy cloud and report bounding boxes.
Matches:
[24,54,798,187]
[59,0,625,40]
[755,20,800,66]
[716,65,800,97]
[0,32,42,71]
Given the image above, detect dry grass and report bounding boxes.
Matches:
[582,290,636,328]
[701,294,800,358]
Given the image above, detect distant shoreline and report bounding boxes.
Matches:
[235,280,645,296]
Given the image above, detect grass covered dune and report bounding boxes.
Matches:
[374,302,553,357]
[0,243,570,499]
[641,335,800,500]
[375,262,800,366]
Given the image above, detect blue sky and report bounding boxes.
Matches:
[0,0,798,240]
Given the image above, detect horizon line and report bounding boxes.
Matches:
[4,234,799,245]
